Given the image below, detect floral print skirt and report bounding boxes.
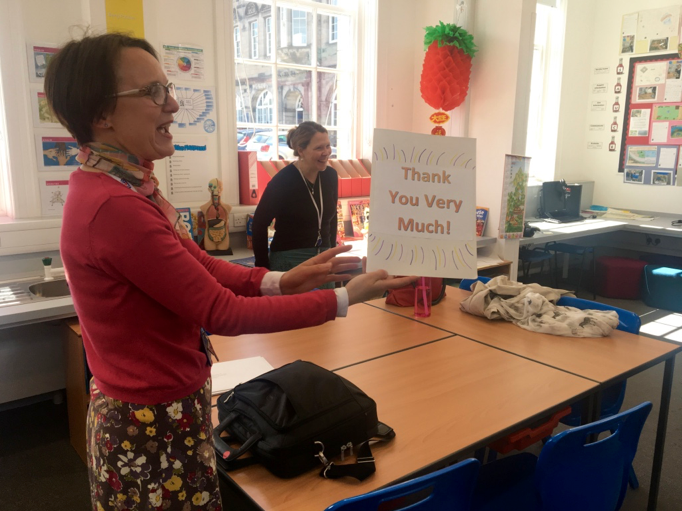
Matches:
[86,378,222,511]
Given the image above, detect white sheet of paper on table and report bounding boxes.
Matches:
[211,356,274,395]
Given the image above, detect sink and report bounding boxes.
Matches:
[28,279,71,298]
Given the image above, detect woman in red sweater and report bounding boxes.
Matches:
[44,33,413,511]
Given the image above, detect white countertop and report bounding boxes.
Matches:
[523,213,682,245]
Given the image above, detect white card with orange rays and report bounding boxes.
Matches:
[367,129,477,278]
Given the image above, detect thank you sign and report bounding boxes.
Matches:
[367,129,477,278]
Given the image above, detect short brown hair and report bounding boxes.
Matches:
[44,33,157,146]
[286,121,328,157]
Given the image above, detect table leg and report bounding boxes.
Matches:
[583,391,601,443]
[648,356,675,511]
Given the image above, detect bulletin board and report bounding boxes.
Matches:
[619,52,681,186]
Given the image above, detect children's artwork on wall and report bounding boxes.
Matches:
[620,7,681,55]
[623,145,677,185]
[619,52,681,185]
[26,43,59,83]
[31,91,61,128]
[652,170,673,185]
[625,168,645,183]
[35,133,80,171]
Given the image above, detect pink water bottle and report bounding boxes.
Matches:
[414,277,432,317]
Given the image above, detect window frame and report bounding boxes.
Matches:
[230,0,359,162]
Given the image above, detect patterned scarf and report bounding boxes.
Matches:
[76,143,191,239]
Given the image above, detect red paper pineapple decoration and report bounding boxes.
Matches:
[420,22,477,135]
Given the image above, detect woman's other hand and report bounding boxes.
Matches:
[279,245,361,295]
[345,264,418,305]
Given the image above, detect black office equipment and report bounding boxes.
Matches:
[541,180,584,223]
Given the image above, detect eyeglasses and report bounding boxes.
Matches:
[109,82,176,106]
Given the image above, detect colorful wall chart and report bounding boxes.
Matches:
[367,129,476,278]
[162,44,205,82]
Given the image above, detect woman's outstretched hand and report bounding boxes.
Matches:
[279,245,361,295]
[345,257,417,305]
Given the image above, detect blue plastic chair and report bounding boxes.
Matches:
[555,296,641,488]
[472,402,652,511]
[459,276,491,291]
[324,458,481,510]
[519,247,553,284]
[555,296,640,426]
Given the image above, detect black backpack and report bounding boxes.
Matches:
[213,360,394,479]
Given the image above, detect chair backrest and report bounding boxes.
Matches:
[534,401,652,511]
[556,296,641,334]
[324,458,480,511]
[459,276,491,291]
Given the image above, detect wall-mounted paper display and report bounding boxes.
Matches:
[172,86,216,134]
[31,91,61,128]
[623,145,677,185]
[498,155,530,240]
[26,43,59,83]
[592,101,607,111]
[162,44,205,82]
[620,6,680,55]
[34,133,79,171]
[39,178,69,216]
[366,128,476,279]
[105,0,144,38]
[620,52,682,185]
[167,136,215,203]
[592,82,608,94]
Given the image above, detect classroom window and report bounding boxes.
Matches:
[250,21,259,59]
[526,1,565,183]
[265,17,272,56]
[232,0,357,160]
[234,26,241,58]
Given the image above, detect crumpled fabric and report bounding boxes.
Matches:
[460,276,620,337]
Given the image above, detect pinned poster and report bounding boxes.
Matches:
[35,133,80,171]
[498,155,530,240]
[40,178,69,216]
[105,0,144,38]
[167,137,214,203]
[162,44,205,82]
[26,43,59,82]
[367,129,476,278]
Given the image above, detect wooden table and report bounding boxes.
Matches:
[367,287,682,511]
[369,288,679,383]
[210,302,451,371]
[213,337,596,511]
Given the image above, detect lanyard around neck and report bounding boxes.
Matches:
[297,167,323,246]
